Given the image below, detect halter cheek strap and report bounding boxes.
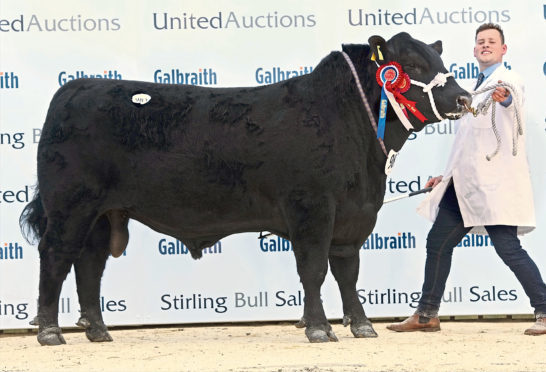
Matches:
[411,72,455,121]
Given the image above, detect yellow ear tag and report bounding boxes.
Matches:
[376,46,384,61]
[371,46,384,61]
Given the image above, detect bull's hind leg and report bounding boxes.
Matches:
[283,195,337,343]
[37,212,98,346]
[37,244,72,345]
[329,247,377,338]
[74,215,113,342]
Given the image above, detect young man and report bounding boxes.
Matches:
[387,23,546,335]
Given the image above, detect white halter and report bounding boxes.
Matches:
[410,72,456,121]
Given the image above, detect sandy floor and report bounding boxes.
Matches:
[1,320,544,372]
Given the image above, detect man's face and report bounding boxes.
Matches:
[474,28,507,69]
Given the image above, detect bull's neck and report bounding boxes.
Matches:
[349,55,413,154]
[383,118,413,153]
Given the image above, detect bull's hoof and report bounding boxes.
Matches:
[37,327,66,346]
[351,322,378,338]
[76,316,113,342]
[76,316,91,329]
[86,327,113,342]
[343,315,378,338]
[305,328,339,343]
[294,317,306,328]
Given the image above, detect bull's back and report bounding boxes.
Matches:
[43,77,309,155]
[38,77,339,229]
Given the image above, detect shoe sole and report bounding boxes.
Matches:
[524,331,546,336]
[387,326,441,332]
[421,327,441,332]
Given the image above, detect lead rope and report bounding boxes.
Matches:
[341,52,388,157]
[465,82,522,160]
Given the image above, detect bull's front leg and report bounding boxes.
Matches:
[282,194,337,343]
[329,246,377,338]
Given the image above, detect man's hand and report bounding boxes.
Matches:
[492,80,510,102]
[425,176,443,188]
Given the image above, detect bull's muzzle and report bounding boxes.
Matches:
[445,93,473,119]
[457,94,472,111]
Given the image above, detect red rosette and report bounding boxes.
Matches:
[396,73,411,93]
[376,61,403,88]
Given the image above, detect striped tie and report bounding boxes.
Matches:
[474,73,485,90]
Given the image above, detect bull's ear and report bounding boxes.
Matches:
[368,35,387,62]
[430,40,443,55]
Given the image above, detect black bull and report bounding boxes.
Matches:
[21,32,470,345]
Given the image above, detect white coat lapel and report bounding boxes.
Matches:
[481,65,505,89]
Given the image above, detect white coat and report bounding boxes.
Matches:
[417,65,535,235]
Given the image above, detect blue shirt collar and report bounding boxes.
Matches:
[479,62,511,107]
[481,62,502,79]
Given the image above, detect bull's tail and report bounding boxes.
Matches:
[19,187,47,244]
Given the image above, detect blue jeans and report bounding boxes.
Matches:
[417,183,546,318]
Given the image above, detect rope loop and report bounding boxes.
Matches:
[468,82,522,161]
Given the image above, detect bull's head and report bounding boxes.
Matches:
[367,32,471,133]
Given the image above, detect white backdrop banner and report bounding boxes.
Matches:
[1,0,545,330]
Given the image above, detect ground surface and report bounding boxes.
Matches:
[1,320,544,372]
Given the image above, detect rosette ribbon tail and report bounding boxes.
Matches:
[377,86,389,139]
[392,91,427,123]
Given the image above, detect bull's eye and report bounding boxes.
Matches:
[404,63,423,75]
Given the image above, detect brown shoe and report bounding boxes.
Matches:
[387,314,441,332]
[524,317,546,336]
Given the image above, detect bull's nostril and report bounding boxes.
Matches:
[457,95,472,107]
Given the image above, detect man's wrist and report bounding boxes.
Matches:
[500,95,512,107]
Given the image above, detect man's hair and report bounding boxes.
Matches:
[475,23,505,44]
